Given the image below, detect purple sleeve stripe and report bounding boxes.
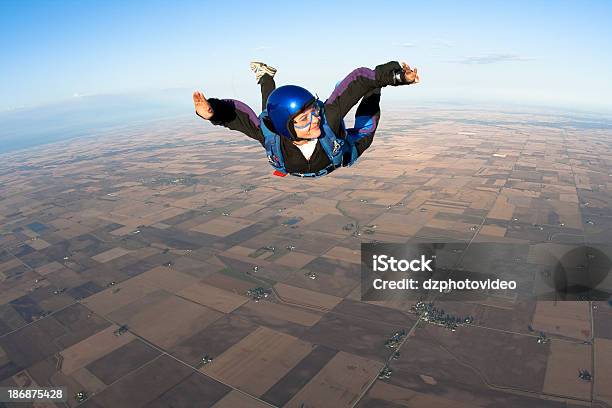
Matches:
[224,99,260,128]
[326,67,376,104]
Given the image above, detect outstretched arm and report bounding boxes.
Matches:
[324,61,419,135]
[193,91,265,146]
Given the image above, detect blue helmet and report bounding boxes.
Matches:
[266,85,316,140]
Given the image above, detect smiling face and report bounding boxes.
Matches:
[292,104,321,142]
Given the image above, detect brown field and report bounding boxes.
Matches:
[368,367,579,408]
[169,314,258,366]
[241,186,284,205]
[111,201,166,219]
[426,217,476,233]
[301,197,342,215]
[145,372,231,408]
[260,345,338,407]
[35,261,64,275]
[406,323,549,392]
[301,312,394,363]
[201,326,313,396]
[86,339,161,385]
[593,302,612,340]
[190,217,255,237]
[0,258,21,274]
[281,269,359,300]
[91,247,131,263]
[401,190,434,210]
[333,299,417,328]
[170,253,213,272]
[211,390,271,408]
[263,230,344,256]
[559,193,579,203]
[129,265,200,293]
[240,299,323,327]
[81,276,159,316]
[532,301,591,340]
[488,195,515,220]
[473,300,537,335]
[170,192,211,210]
[542,340,592,399]
[109,225,139,236]
[551,205,582,230]
[284,351,383,408]
[204,272,255,295]
[367,213,423,236]
[48,218,92,239]
[322,246,361,264]
[274,251,317,269]
[336,199,390,220]
[70,367,106,394]
[231,306,309,339]
[107,291,223,349]
[594,338,612,405]
[225,245,256,257]
[0,270,50,304]
[147,206,190,223]
[229,204,266,218]
[349,162,411,179]
[177,281,248,313]
[44,266,88,288]
[479,224,507,237]
[216,252,283,278]
[26,238,50,250]
[0,345,8,366]
[297,214,357,238]
[60,324,135,374]
[275,207,325,226]
[348,190,406,206]
[364,381,482,408]
[49,368,91,408]
[274,282,342,310]
[85,354,192,408]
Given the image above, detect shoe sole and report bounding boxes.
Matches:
[250,62,277,76]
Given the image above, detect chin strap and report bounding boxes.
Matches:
[293,135,321,142]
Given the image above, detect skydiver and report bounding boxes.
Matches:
[193,60,419,178]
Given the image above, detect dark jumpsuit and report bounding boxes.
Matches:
[204,61,406,175]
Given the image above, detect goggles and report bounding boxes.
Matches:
[293,103,322,129]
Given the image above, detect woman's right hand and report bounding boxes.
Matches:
[193,91,214,120]
[401,62,419,84]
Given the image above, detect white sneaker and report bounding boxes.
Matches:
[250,61,277,82]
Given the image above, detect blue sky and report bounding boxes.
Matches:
[2,0,612,113]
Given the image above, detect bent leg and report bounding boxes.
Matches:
[260,74,276,111]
